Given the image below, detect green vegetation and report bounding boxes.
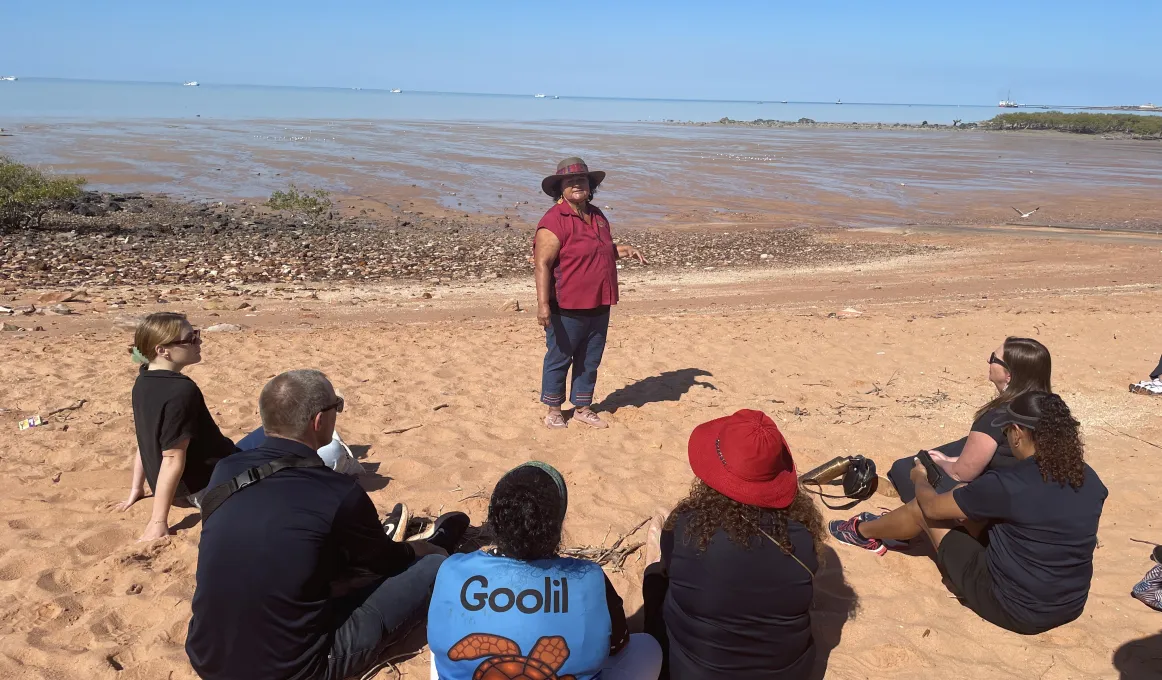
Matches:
[982,112,1162,138]
[0,157,86,229]
[267,184,333,220]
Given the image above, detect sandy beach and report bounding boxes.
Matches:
[3,216,1162,678]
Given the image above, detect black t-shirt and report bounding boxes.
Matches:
[954,457,1107,630]
[131,366,236,495]
[187,437,418,680]
[661,511,817,680]
[967,407,1018,470]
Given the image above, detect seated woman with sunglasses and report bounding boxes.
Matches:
[895,337,1051,498]
[848,393,1106,634]
[834,337,1051,553]
[118,312,242,541]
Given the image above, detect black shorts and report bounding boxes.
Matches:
[936,528,1040,635]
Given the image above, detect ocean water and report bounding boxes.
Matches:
[0,78,1009,125]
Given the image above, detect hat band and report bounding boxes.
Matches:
[556,163,589,175]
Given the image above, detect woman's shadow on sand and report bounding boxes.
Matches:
[596,368,716,414]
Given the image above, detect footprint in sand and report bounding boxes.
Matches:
[0,560,28,581]
[861,643,926,671]
[35,568,72,594]
[75,527,134,557]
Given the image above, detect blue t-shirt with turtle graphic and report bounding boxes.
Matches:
[428,551,612,680]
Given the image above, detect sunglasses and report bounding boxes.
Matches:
[989,352,1009,370]
[169,329,201,346]
[318,396,345,415]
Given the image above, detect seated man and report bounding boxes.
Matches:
[187,369,467,680]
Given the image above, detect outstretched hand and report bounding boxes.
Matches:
[617,245,648,264]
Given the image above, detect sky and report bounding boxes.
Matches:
[3,0,1159,105]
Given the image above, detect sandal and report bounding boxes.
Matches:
[572,409,609,429]
[544,411,568,429]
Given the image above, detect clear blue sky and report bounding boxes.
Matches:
[4,0,1158,104]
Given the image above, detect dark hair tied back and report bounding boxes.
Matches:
[1012,391,1086,489]
[487,467,564,560]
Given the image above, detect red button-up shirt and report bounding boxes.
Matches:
[535,200,619,309]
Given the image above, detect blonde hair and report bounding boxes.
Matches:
[131,312,188,363]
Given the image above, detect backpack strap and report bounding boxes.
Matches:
[200,455,325,520]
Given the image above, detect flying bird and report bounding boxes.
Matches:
[1012,206,1040,218]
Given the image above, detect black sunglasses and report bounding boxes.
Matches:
[318,396,345,415]
[989,352,1009,370]
[169,329,201,346]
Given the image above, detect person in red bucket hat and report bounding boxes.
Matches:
[640,409,826,680]
[533,157,648,430]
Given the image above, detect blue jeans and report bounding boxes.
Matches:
[541,308,610,408]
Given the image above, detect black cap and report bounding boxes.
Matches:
[990,402,1041,430]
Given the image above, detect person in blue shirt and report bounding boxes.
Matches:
[833,391,1107,634]
[427,462,663,680]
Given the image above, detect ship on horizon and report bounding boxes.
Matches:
[183,81,199,87]
[999,90,1018,107]
[0,76,17,82]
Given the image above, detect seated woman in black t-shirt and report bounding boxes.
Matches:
[642,409,825,680]
[839,338,1053,554]
[118,313,239,541]
[857,392,1105,634]
[886,337,1052,503]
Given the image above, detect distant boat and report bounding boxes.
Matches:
[836,99,842,104]
[1,76,18,81]
[534,93,546,98]
[1140,103,1158,110]
[183,81,199,87]
[553,95,560,99]
[781,100,788,104]
[999,90,1018,107]
[390,88,402,93]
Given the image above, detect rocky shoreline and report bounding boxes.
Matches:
[0,191,933,291]
[693,117,980,130]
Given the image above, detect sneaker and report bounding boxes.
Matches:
[419,511,471,554]
[544,411,568,429]
[382,503,410,542]
[572,408,609,429]
[829,515,887,556]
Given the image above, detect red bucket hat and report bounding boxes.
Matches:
[688,409,798,509]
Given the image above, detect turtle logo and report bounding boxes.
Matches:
[448,633,575,680]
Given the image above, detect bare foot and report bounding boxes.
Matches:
[137,521,173,542]
[645,511,666,566]
[117,487,147,512]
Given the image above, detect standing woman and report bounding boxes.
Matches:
[119,312,237,541]
[534,157,647,429]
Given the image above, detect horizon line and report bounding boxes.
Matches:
[7,75,1127,110]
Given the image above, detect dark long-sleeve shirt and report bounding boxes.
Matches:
[187,436,414,680]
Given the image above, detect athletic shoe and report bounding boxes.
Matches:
[421,511,471,554]
[382,503,410,542]
[829,515,887,556]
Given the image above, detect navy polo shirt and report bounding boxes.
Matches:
[954,457,1107,630]
[186,436,415,680]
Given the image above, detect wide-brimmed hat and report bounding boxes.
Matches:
[688,409,798,509]
[541,157,606,197]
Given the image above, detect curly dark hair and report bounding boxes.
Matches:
[1014,391,1086,489]
[666,480,826,564]
[487,466,564,560]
